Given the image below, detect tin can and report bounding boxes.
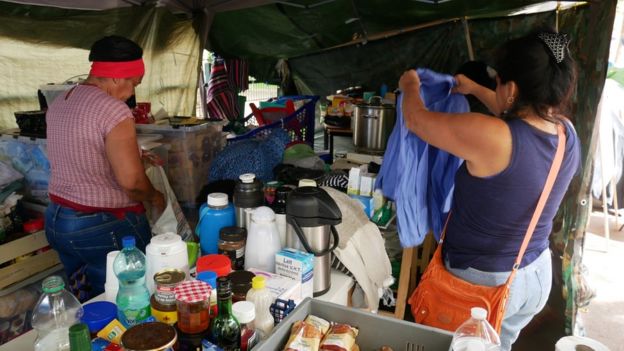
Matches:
[121,322,177,351]
[154,269,186,306]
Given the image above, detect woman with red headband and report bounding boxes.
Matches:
[45,36,165,299]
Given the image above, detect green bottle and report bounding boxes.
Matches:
[68,323,91,351]
[211,276,241,351]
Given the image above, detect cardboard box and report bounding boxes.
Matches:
[247,268,302,303]
[359,174,376,197]
[275,249,314,300]
[347,167,361,195]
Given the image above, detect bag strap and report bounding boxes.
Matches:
[505,123,566,284]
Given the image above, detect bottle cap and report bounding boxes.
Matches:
[251,206,275,222]
[251,276,266,290]
[219,226,246,242]
[207,192,229,207]
[298,179,317,187]
[196,254,232,277]
[69,323,91,350]
[197,271,218,289]
[232,301,256,324]
[80,301,117,333]
[217,276,232,298]
[471,307,488,320]
[239,173,256,184]
[42,275,65,294]
[122,236,136,248]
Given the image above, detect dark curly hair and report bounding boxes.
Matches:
[89,35,142,62]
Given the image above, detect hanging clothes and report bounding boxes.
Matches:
[591,79,624,204]
[206,56,241,121]
[376,68,468,247]
[225,58,249,92]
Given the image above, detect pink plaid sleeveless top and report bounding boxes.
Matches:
[47,85,139,208]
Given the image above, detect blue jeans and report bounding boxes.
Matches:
[45,203,151,298]
[445,249,552,351]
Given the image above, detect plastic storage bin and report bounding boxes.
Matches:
[254,298,453,351]
[136,123,225,204]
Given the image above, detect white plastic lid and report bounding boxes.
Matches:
[298,179,317,187]
[232,301,256,324]
[239,173,256,184]
[252,206,275,222]
[208,192,229,207]
[471,307,488,320]
[147,233,186,255]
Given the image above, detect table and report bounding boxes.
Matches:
[323,124,353,163]
[1,271,354,350]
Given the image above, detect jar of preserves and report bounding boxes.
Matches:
[218,227,246,270]
[174,280,212,334]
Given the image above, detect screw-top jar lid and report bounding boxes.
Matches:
[219,226,246,242]
[122,236,136,248]
[251,276,266,290]
[239,173,256,184]
[232,301,256,324]
[470,307,488,320]
[208,192,229,207]
[174,280,212,303]
[42,275,65,294]
[252,206,275,222]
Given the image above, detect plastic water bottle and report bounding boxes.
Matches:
[451,307,501,351]
[31,275,84,351]
[114,236,151,327]
[198,192,236,255]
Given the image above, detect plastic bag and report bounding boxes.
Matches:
[144,165,194,242]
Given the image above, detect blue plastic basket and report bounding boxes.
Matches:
[227,95,319,145]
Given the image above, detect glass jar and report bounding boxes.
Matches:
[227,271,255,303]
[218,227,247,271]
[174,280,212,334]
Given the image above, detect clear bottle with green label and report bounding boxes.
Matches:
[114,236,151,327]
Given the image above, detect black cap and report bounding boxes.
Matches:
[216,276,232,298]
[219,226,246,242]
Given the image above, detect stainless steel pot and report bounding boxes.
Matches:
[352,102,396,152]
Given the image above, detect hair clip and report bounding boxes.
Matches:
[538,32,569,63]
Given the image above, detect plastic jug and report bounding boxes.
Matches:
[245,276,274,337]
[145,232,189,293]
[31,275,84,351]
[198,192,236,255]
[244,207,282,272]
[114,236,152,327]
[451,307,501,351]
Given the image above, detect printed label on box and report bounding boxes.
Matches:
[275,248,314,299]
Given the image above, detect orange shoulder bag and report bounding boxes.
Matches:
[408,124,566,333]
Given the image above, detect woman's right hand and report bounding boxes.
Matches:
[452,74,477,95]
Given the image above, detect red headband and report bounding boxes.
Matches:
[89,59,145,79]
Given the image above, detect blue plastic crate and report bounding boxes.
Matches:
[227,95,319,145]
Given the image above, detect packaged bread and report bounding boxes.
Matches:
[305,315,330,335]
[283,320,324,351]
[319,324,359,351]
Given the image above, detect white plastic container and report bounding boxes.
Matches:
[244,207,282,273]
[105,250,120,303]
[31,276,84,351]
[145,232,189,293]
[451,307,501,351]
[245,276,275,338]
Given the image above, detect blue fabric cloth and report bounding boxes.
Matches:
[376,69,468,247]
[209,128,291,182]
[45,203,151,300]
[444,119,580,271]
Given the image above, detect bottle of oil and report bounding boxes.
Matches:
[210,276,241,351]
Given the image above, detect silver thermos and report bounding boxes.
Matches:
[286,187,342,296]
[233,173,264,229]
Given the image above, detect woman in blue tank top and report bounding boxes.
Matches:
[399,30,580,350]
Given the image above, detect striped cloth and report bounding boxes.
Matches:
[206,56,249,121]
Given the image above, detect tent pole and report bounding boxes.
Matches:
[462,17,474,61]
[556,2,561,32]
[199,8,214,119]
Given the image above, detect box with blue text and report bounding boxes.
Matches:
[275,249,314,299]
